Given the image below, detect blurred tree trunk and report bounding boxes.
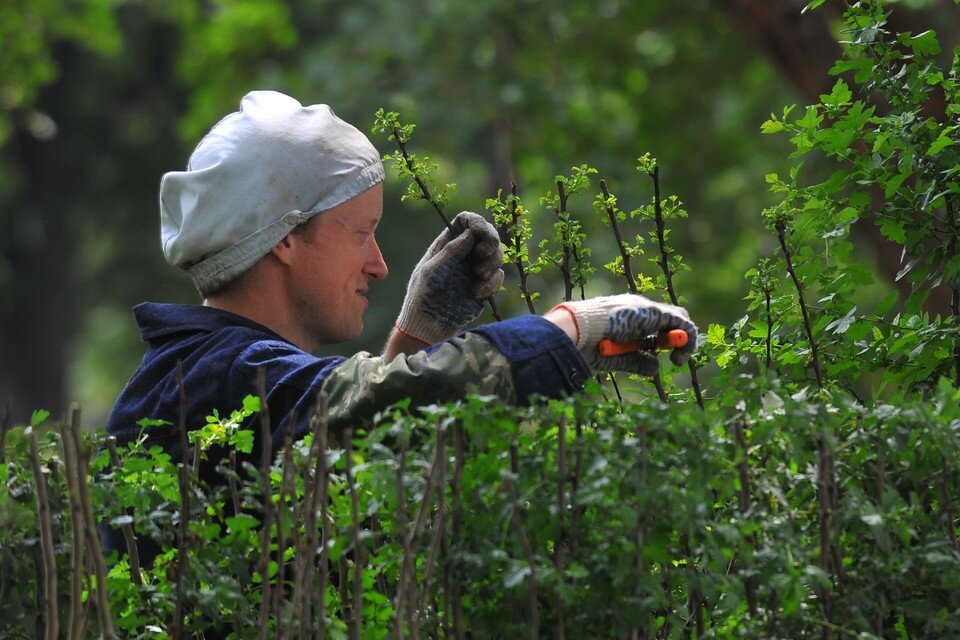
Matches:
[718,0,956,315]
[1,69,80,424]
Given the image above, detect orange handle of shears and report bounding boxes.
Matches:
[597,329,689,357]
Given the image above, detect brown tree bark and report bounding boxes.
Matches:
[1,87,81,425]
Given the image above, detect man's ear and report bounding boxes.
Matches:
[270,233,297,266]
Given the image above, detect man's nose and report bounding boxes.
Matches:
[364,238,388,280]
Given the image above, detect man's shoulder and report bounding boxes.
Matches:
[133,302,288,343]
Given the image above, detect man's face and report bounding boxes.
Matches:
[287,183,388,346]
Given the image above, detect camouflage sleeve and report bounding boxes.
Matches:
[319,332,515,427]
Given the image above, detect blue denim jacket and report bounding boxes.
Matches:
[107,302,588,450]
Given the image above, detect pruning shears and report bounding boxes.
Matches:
[598,329,689,357]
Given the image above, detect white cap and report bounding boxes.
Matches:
[159,90,384,296]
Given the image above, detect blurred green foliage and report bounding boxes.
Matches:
[2,0,801,424]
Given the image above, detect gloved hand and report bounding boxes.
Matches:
[549,294,698,376]
[396,212,505,345]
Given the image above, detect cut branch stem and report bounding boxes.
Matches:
[388,126,502,321]
[775,221,824,389]
[509,182,538,314]
[649,166,704,409]
[508,445,539,640]
[344,429,364,640]
[27,428,59,640]
[70,407,116,639]
[59,422,87,640]
[105,437,142,587]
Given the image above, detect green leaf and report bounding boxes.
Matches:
[30,409,50,426]
[230,429,255,454]
[137,417,171,428]
[903,30,941,56]
[884,169,912,198]
[928,132,954,156]
[242,395,261,415]
[226,515,260,532]
[761,117,784,134]
[797,106,824,130]
[706,323,726,347]
[879,216,907,244]
[820,79,852,108]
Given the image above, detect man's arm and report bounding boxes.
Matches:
[384,311,577,363]
[383,326,431,362]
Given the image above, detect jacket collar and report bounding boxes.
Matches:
[133,302,286,343]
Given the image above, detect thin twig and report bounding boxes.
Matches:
[71,407,116,638]
[733,419,758,618]
[555,180,576,302]
[173,463,190,639]
[289,489,306,640]
[255,369,274,640]
[317,397,331,640]
[817,439,835,640]
[940,455,959,552]
[630,423,648,640]
[508,445,539,640]
[600,179,668,403]
[775,220,825,389]
[681,533,705,638]
[570,421,585,557]
[27,427,60,640]
[105,437,142,587]
[417,424,448,628]
[172,362,190,640]
[306,395,330,640]
[648,166,704,409]
[389,126,502,321]
[59,422,87,640]
[509,182,538,314]
[228,450,241,517]
[175,361,191,470]
[776,216,837,634]
[395,442,411,640]
[274,424,296,639]
[344,429,364,640]
[765,288,773,371]
[554,416,567,640]
[451,423,466,640]
[600,179,639,294]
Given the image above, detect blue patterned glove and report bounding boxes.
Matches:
[550,294,698,375]
[396,212,505,345]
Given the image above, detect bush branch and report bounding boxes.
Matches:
[508,445,539,640]
[386,124,503,322]
[774,220,825,389]
[27,427,59,640]
[70,408,116,638]
[509,182,538,314]
[255,368,273,640]
[105,436,142,587]
[344,429,364,640]
[649,166,704,409]
[59,422,87,640]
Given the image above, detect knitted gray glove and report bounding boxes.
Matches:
[396,212,505,345]
[550,294,698,375]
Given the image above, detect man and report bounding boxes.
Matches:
[105,90,698,521]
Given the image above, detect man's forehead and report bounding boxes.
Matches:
[321,203,381,228]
